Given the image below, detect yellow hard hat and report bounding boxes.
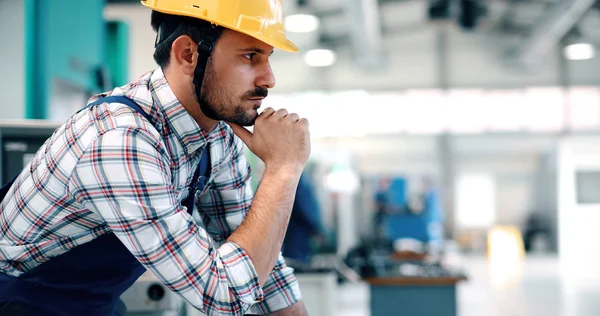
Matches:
[141,0,299,53]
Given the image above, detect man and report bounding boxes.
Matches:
[0,0,310,315]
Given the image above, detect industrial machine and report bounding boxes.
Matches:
[0,121,59,185]
[120,271,184,316]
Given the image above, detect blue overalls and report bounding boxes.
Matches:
[0,96,211,315]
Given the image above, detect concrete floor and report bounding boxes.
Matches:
[336,254,600,316]
[458,255,563,316]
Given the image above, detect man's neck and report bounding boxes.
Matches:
[163,68,218,132]
[194,113,219,133]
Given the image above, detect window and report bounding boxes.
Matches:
[455,174,496,228]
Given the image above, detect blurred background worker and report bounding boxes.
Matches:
[373,178,392,238]
[283,172,325,265]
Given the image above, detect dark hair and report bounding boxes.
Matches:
[150,10,216,68]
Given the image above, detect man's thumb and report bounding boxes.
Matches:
[228,123,253,146]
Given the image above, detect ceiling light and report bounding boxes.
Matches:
[284,14,320,33]
[563,43,595,61]
[304,49,337,67]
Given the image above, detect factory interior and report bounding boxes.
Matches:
[2,0,600,315]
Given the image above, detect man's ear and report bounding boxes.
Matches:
[170,35,198,76]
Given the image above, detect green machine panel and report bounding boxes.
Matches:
[26,0,105,120]
[105,20,130,87]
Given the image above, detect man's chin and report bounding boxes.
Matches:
[227,114,257,127]
[239,118,257,127]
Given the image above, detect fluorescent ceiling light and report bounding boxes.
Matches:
[304,49,337,67]
[563,43,595,61]
[284,14,320,33]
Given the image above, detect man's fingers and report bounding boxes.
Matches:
[273,109,289,119]
[228,123,253,145]
[259,107,276,119]
[286,113,300,122]
[298,118,309,126]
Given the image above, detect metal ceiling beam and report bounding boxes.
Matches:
[313,0,412,18]
[518,0,595,64]
[343,0,387,70]
[320,22,429,47]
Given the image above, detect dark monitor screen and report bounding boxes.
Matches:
[0,122,58,186]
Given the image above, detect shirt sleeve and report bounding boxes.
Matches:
[66,127,263,315]
[246,254,303,314]
[197,134,302,313]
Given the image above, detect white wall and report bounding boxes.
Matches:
[557,136,600,313]
[0,0,25,119]
[558,136,600,275]
[104,4,158,82]
[450,135,554,229]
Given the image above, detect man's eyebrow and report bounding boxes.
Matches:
[238,47,275,56]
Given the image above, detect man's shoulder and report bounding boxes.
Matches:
[81,77,158,135]
[77,100,157,135]
[56,97,162,161]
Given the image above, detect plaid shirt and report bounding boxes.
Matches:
[0,68,301,315]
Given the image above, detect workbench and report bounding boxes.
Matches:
[364,275,466,316]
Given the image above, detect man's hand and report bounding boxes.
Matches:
[229,107,311,175]
[269,301,309,316]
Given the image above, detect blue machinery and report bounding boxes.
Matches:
[382,177,445,244]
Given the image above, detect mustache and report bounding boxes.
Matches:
[244,87,268,99]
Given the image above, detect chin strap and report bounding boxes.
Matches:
[192,25,223,103]
[154,18,222,110]
[154,15,180,48]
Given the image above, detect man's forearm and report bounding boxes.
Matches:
[228,166,301,285]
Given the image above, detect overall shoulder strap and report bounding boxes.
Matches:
[85,95,152,122]
[183,147,211,215]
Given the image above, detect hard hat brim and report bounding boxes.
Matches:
[143,3,299,53]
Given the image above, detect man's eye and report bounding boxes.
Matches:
[243,53,256,60]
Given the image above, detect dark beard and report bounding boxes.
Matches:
[197,92,224,122]
[196,86,269,127]
[197,93,253,126]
